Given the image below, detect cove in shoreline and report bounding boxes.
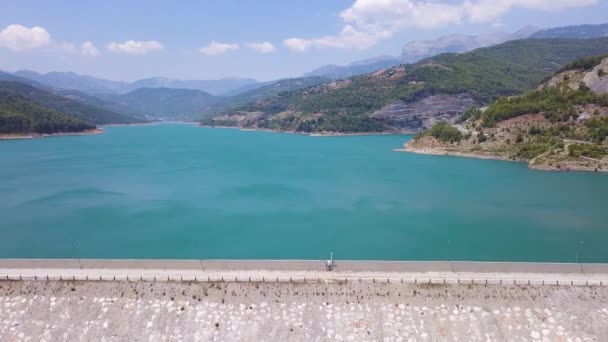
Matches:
[0,128,104,141]
[398,144,608,173]
[200,124,405,137]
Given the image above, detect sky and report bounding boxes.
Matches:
[0,0,607,82]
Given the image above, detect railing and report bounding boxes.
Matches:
[1,259,608,286]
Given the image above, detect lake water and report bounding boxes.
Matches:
[1,124,607,262]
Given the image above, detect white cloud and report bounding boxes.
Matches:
[199,41,240,56]
[0,24,51,51]
[52,41,101,57]
[245,41,276,54]
[0,24,100,57]
[283,38,312,52]
[285,25,389,51]
[284,0,597,51]
[107,40,163,55]
[81,41,99,56]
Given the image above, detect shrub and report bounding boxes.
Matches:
[481,86,608,126]
[529,126,542,135]
[516,143,551,159]
[569,143,607,159]
[426,122,463,143]
[456,106,482,124]
[558,54,608,73]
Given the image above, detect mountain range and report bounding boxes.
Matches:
[12,71,258,96]
[406,54,608,172]
[0,82,96,135]
[2,22,608,135]
[304,23,608,80]
[303,26,541,80]
[204,37,608,133]
[530,23,608,39]
[400,26,539,62]
[0,72,147,124]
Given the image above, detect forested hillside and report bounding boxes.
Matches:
[0,89,94,134]
[204,37,608,133]
[0,81,146,125]
[406,54,608,172]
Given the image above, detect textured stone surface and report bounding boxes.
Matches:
[371,94,477,132]
[1,280,607,341]
[584,57,608,95]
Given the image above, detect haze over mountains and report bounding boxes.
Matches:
[302,23,608,80]
[2,22,608,134]
[205,37,608,133]
[530,23,608,39]
[303,26,540,80]
[11,71,258,96]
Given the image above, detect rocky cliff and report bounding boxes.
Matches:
[403,56,608,172]
[371,94,477,132]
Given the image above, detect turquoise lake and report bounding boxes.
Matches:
[1,123,607,262]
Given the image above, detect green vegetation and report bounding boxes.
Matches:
[456,107,482,124]
[481,87,608,126]
[515,142,553,159]
[585,117,608,143]
[0,81,145,125]
[208,37,608,133]
[558,54,608,73]
[410,52,608,170]
[197,77,332,119]
[0,90,94,134]
[108,87,218,121]
[415,122,463,143]
[569,143,607,158]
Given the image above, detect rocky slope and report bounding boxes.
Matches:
[371,94,476,132]
[404,56,608,172]
[400,26,538,63]
[204,37,608,134]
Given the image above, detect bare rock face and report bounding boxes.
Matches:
[371,94,476,132]
[583,57,608,95]
[541,57,608,95]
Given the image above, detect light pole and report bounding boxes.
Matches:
[576,240,584,264]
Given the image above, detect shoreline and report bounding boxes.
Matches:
[0,121,200,141]
[398,145,608,173]
[395,145,515,162]
[0,128,103,141]
[101,120,198,127]
[200,124,408,137]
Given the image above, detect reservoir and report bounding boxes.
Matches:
[0,123,607,262]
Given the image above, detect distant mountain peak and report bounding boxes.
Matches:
[303,57,401,79]
[400,26,540,63]
[511,25,541,38]
[12,71,260,96]
[531,23,608,39]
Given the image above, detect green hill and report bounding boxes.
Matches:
[406,54,608,173]
[530,23,608,39]
[204,37,608,133]
[102,87,220,121]
[0,87,95,135]
[0,80,146,125]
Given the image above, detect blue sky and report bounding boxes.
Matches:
[0,0,606,81]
